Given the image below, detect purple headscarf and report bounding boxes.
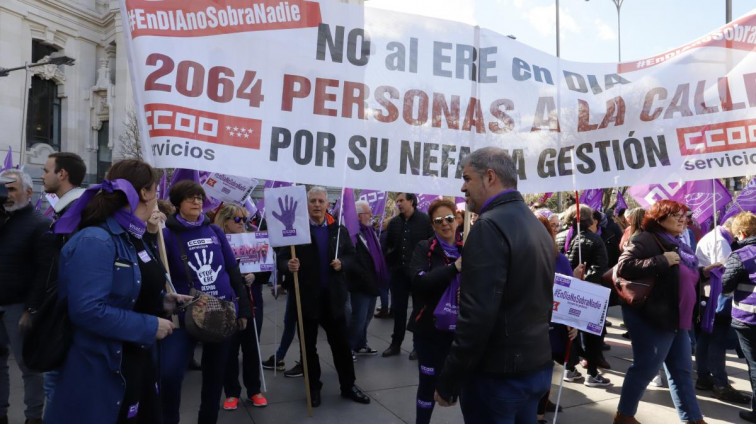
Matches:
[54,179,147,239]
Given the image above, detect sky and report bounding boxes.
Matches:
[368,0,754,64]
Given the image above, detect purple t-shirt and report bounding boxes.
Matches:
[677,264,699,330]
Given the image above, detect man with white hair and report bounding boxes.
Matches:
[0,170,51,424]
[347,200,388,356]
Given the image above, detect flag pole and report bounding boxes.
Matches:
[290,245,313,416]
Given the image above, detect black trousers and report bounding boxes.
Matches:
[300,294,355,393]
[390,270,412,346]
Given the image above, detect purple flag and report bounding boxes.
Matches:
[330,196,340,219]
[34,195,43,211]
[538,192,553,204]
[416,194,443,213]
[627,180,732,225]
[341,188,360,244]
[167,168,219,212]
[580,189,603,211]
[722,177,756,221]
[358,190,387,217]
[1,147,12,172]
[615,191,628,215]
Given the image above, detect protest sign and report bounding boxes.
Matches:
[201,172,258,204]
[227,231,274,273]
[121,0,756,195]
[264,185,311,247]
[552,273,611,336]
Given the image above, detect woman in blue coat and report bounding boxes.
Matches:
[46,160,192,423]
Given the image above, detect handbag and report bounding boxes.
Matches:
[433,274,461,331]
[176,233,238,343]
[602,265,655,307]
[601,234,664,307]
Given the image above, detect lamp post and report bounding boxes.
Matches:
[612,0,624,62]
[0,52,75,167]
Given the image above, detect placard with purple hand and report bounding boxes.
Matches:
[264,185,311,247]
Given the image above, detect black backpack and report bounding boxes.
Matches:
[22,231,73,372]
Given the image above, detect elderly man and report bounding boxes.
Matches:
[0,170,52,424]
[348,200,389,356]
[277,187,370,407]
[434,147,555,422]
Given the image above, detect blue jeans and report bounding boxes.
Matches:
[348,292,377,351]
[618,305,702,421]
[159,328,233,424]
[734,325,756,413]
[43,369,60,406]
[378,286,390,311]
[459,365,552,424]
[275,294,296,360]
[695,321,730,386]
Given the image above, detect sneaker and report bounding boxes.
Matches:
[249,393,268,407]
[648,374,666,388]
[352,352,357,362]
[585,373,612,387]
[355,346,378,355]
[223,397,239,410]
[564,369,583,382]
[284,361,304,378]
[262,355,285,371]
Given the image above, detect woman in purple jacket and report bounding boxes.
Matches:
[159,181,252,424]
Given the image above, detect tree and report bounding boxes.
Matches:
[117,110,143,160]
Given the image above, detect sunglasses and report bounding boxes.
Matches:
[432,214,455,225]
[231,216,248,224]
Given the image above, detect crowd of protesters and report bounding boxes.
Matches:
[2,148,756,424]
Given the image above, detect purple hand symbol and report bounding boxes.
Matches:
[272,195,298,231]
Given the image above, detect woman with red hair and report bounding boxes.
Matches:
[613,200,718,424]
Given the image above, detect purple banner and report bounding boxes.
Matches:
[580,189,603,211]
[627,180,732,225]
[722,177,756,221]
[416,194,443,213]
[1,147,11,172]
[358,190,387,217]
[341,188,360,244]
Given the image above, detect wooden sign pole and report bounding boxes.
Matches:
[291,245,313,417]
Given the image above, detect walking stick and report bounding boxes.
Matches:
[252,315,267,392]
[290,245,313,416]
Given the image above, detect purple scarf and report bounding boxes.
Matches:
[54,179,146,239]
[718,226,734,246]
[658,232,699,270]
[360,223,389,286]
[176,213,204,228]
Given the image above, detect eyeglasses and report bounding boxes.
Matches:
[184,195,204,203]
[432,214,455,225]
[231,216,248,224]
[669,212,685,220]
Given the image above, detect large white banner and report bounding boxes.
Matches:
[120,0,756,195]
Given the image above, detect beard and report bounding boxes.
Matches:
[4,199,29,212]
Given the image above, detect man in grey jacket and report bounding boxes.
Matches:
[434,147,555,423]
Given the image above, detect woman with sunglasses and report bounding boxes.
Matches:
[613,200,716,424]
[160,182,252,424]
[408,199,462,424]
[214,203,269,410]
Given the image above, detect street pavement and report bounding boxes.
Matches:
[7,293,754,423]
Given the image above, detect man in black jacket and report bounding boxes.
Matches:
[0,170,51,424]
[434,147,555,423]
[382,193,433,357]
[278,186,370,407]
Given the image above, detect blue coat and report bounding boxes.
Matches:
[46,217,158,424]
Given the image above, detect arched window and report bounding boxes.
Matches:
[26,41,61,151]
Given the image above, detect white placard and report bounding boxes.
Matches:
[227,231,274,273]
[551,273,611,336]
[201,173,258,204]
[264,185,311,247]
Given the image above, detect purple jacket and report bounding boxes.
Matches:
[723,237,756,327]
[162,215,252,319]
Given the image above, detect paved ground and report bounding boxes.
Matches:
[6,292,755,423]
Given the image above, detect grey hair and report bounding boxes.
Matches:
[563,204,593,229]
[1,170,33,191]
[461,147,517,189]
[307,186,328,199]
[355,200,370,213]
